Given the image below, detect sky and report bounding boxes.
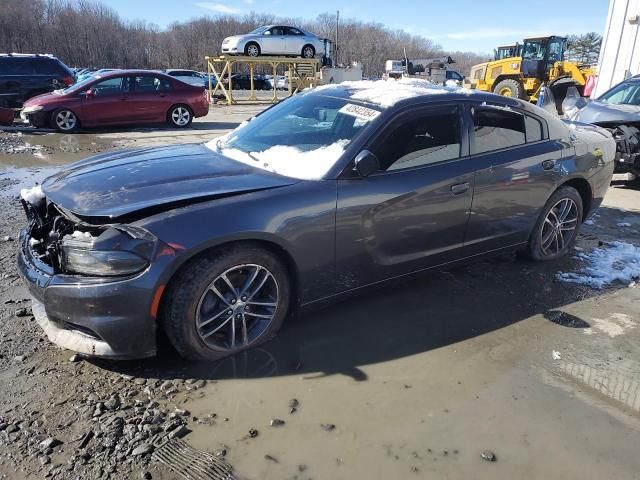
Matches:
[103,0,610,54]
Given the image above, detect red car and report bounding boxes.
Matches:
[21,70,209,132]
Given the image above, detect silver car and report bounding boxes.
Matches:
[221,25,324,58]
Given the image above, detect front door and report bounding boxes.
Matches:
[335,105,475,292]
[263,26,287,55]
[80,75,131,125]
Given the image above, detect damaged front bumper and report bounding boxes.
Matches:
[17,226,159,359]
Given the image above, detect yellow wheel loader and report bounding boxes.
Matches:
[467,36,596,113]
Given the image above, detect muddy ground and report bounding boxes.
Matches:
[0,109,639,480]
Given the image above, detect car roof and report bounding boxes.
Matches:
[91,69,169,78]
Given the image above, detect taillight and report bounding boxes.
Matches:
[62,75,74,86]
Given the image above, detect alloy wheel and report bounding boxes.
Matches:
[195,264,279,352]
[247,45,259,57]
[55,110,77,131]
[171,107,190,126]
[303,46,314,58]
[540,197,579,256]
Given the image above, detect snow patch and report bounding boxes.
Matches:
[71,230,95,240]
[221,140,349,180]
[313,78,475,107]
[585,313,636,338]
[557,241,640,289]
[20,184,44,205]
[617,222,632,227]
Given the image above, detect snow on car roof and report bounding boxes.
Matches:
[313,78,475,107]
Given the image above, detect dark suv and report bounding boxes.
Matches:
[0,54,75,108]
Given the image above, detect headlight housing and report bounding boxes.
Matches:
[62,246,149,276]
[22,105,43,114]
[61,229,152,277]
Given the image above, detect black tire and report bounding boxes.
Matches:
[493,78,526,99]
[167,104,193,128]
[51,108,79,132]
[523,186,583,261]
[301,44,315,58]
[244,42,261,57]
[162,244,291,361]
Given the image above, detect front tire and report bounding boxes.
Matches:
[245,42,261,57]
[493,78,526,99]
[167,104,192,128]
[52,108,79,132]
[162,245,291,361]
[524,186,583,261]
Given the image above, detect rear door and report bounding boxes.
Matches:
[463,102,562,254]
[263,26,287,54]
[335,104,475,291]
[79,75,131,125]
[128,75,173,122]
[285,27,305,55]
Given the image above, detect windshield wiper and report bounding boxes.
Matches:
[247,151,260,162]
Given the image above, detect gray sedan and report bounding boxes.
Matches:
[17,82,614,361]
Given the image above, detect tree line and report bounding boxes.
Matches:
[0,0,489,77]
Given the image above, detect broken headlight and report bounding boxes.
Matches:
[60,229,152,277]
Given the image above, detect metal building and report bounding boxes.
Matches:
[594,0,640,97]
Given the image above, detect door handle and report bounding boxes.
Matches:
[450,182,470,195]
[542,159,555,170]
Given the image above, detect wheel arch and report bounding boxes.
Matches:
[157,237,301,323]
[557,177,593,221]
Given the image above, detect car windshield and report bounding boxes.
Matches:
[598,82,640,105]
[62,76,97,93]
[249,26,269,34]
[206,93,382,180]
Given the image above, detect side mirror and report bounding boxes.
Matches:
[353,150,379,178]
[83,89,93,98]
[264,31,271,35]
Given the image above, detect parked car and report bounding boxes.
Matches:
[222,73,270,91]
[20,70,209,132]
[17,81,614,361]
[0,53,75,108]
[75,68,120,83]
[222,25,325,58]
[264,75,287,90]
[164,69,208,88]
[566,76,640,182]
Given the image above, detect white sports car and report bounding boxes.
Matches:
[221,25,325,58]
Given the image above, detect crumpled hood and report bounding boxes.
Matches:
[574,100,640,124]
[42,143,298,219]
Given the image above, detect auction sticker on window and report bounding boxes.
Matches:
[339,103,381,122]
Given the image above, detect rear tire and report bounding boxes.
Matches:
[301,45,316,58]
[167,104,192,128]
[162,245,291,361]
[493,78,526,99]
[523,186,583,261]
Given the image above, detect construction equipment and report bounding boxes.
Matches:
[467,36,597,112]
[494,44,521,60]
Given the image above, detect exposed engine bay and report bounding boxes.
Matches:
[598,122,640,178]
[20,185,156,276]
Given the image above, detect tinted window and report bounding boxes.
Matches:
[375,110,461,171]
[0,57,61,75]
[472,108,525,154]
[269,27,285,36]
[91,77,130,96]
[287,27,304,35]
[525,115,543,142]
[133,76,171,92]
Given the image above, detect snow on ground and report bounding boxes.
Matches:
[313,78,474,107]
[557,242,640,289]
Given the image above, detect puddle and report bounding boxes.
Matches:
[0,130,116,167]
[0,166,59,199]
